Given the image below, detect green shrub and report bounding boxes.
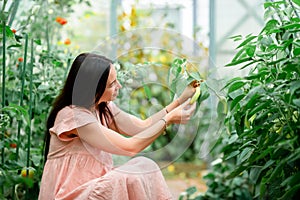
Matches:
[180,0,300,199]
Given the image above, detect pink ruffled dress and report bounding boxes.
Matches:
[38,102,173,200]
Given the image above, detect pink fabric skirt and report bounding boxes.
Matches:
[39,156,173,200]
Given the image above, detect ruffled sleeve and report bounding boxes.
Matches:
[49,106,98,141]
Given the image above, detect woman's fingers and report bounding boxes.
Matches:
[170,98,197,124]
[182,98,196,112]
[180,99,196,122]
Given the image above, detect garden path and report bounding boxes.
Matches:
[161,162,208,199]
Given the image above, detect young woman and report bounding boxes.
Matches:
[39,53,198,200]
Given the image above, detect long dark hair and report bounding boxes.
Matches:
[43,53,115,163]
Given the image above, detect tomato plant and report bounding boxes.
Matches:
[0,0,91,199]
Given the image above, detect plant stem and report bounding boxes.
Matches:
[25,38,34,200]
[1,22,5,106]
[16,34,28,159]
[46,22,50,53]
[1,11,6,161]
[27,39,34,169]
[1,14,6,196]
[14,32,27,197]
[20,34,28,107]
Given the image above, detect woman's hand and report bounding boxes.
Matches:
[178,80,201,104]
[165,99,196,125]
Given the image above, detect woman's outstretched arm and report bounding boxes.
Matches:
[111,84,197,136]
[77,99,196,156]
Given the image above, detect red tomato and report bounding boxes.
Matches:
[64,38,71,45]
[10,143,17,148]
[56,17,67,25]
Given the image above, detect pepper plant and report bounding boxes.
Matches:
[221,1,300,199]
[180,0,300,199]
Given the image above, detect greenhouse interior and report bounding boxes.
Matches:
[1,0,300,199]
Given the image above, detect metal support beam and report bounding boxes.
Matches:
[209,0,216,70]
[110,0,119,59]
[216,0,264,52]
[193,0,198,55]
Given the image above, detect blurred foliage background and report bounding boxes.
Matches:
[1,0,299,199]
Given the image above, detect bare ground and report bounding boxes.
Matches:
[160,162,208,199]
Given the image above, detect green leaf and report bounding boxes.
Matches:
[3,26,14,38]
[249,166,262,184]
[280,171,300,187]
[228,134,239,144]
[262,160,275,170]
[1,104,29,123]
[230,94,246,110]
[240,60,259,70]
[229,34,243,41]
[203,172,215,180]
[264,1,285,9]
[231,48,246,62]
[237,35,256,49]
[38,84,50,90]
[268,58,287,65]
[186,186,197,195]
[286,147,300,163]
[252,149,274,163]
[290,80,300,95]
[7,44,22,49]
[262,19,279,33]
[228,80,246,94]
[237,147,253,165]
[281,23,300,30]
[187,71,201,82]
[293,48,300,56]
[222,77,243,90]
[177,66,182,75]
[292,0,300,6]
[197,82,210,103]
[143,84,152,100]
[292,99,300,107]
[225,57,252,67]
[245,45,256,57]
[240,85,264,108]
[249,101,269,118]
[227,165,248,179]
[278,183,300,200]
[225,150,240,160]
[267,158,286,182]
[34,39,42,45]
[260,177,268,198]
[264,2,273,9]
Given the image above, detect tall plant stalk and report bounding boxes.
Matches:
[27,39,34,168]
[24,38,34,200]
[16,34,28,158]
[1,12,6,197]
